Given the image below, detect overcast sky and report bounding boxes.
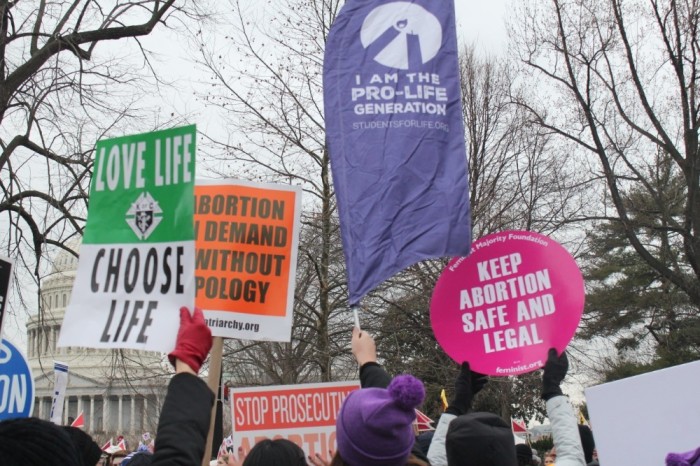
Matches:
[454,0,508,54]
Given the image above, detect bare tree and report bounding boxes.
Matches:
[195,0,350,383]
[461,45,584,239]
[0,1,208,428]
[0,0,195,306]
[512,0,700,369]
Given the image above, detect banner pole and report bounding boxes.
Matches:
[202,336,224,466]
[351,305,361,330]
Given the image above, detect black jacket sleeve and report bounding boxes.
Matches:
[151,373,215,466]
[359,362,392,388]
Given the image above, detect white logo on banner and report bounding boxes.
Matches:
[126,192,163,240]
[361,2,442,70]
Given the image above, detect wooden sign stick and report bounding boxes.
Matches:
[202,336,224,466]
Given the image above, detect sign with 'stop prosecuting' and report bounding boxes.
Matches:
[229,381,359,463]
[58,125,197,353]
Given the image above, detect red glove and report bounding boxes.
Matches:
[168,307,212,373]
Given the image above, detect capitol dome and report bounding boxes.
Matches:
[49,240,81,274]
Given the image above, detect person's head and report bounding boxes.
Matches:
[0,417,81,466]
[445,412,517,466]
[544,447,557,465]
[242,439,306,466]
[335,374,425,466]
[516,444,534,466]
[577,425,595,463]
[62,426,103,466]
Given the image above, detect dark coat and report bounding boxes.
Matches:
[151,373,214,466]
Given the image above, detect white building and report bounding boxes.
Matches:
[26,244,168,441]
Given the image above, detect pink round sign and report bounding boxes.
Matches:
[430,231,584,376]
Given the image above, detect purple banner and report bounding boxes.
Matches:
[324,0,471,304]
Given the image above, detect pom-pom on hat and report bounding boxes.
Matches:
[336,374,425,466]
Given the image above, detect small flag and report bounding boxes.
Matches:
[217,443,227,459]
[117,438,127,451]
[578,410,588,426]
[415,409,435,431]
[49,361,69,425]
[440,389,448,411]
[217,435,234,458]
[511,418,528,435]
[70,411,84,428]
[101,439,113,452]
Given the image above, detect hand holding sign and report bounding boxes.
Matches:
[168,307,212,374]
[351,327,377,367]
[446,362,488,416]
[542,348,568,400]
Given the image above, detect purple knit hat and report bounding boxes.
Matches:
[666,447,700,466]
[336,374,425,466]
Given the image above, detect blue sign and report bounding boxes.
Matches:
[0,338,35,420]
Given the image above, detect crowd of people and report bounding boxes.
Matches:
[1,305,697,466]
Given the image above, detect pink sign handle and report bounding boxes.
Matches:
[430,231,584,376]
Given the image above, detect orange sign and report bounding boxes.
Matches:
[195,180,301,341]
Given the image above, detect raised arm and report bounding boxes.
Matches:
[352,327,392,388]
[428,362,488,466]
[542,348,586,466]
[152,307,214,466]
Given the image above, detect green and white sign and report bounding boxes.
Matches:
[58,125,196,353]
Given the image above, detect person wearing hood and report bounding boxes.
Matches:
[427,348,585,466]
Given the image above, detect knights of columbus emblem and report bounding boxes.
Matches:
[126,192,163,240]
